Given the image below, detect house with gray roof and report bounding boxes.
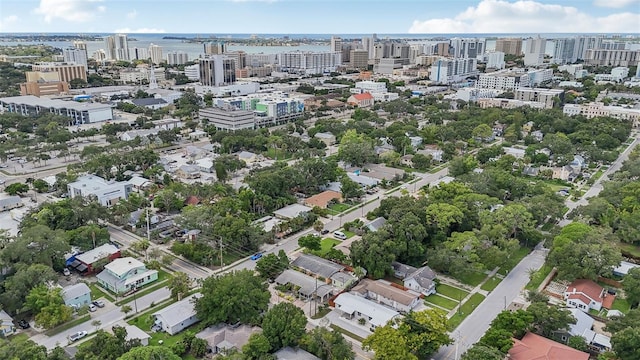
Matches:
[275,347,320,360]
[96,257,158,294]
[291,254,344,280]
[273,204,313,220]
[176,164,201,179]
[124,325,151,346]
[61,283,92,309]
[196,324,261,355]
[274,269,334,302]
[153,293,202,335]
[334,292,401,330]
[352,279,420,313]
[402,264,437,296]
[365,217,387,232]
[0,310,15,337]
[0,196,23,212]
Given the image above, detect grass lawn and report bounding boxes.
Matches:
[328,203,353,213]
[456,271,488,287]
[330,324,365,343]
[8,333,29,342]
[480,276,502,292]
[611,298,631,314]
[312,238,341,257]
[44,315,91,336]
[116,280,170,306]
[264,147,294,161]
[526,264,553,291]
[500,247,532,274]
[343,230,356,239]
[618,242,640,258]
[88,282,115,302]
[127,299,176,330]
[425,294,459,310]
[311,306,332,319]
[447,293,486,331]
[436,284,469,301]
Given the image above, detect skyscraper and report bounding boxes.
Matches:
[553,38,578,64]
[199,55,236,87]
[63,48,88,68]
[330,36,342,53]
[149,43,163,65]
[495,38,523,56]
[105,34,130,61]
[204,42,225,55]
[524,36,546,66]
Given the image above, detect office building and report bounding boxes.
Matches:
[524,36,546,66]
[583,49,640,67]
[350,49,369,69]
[515,88,564,108]
[330,36,342,53]
[204,42,225,55]
[0,95,113,124]
[20,70,69,96]
[149,43,163,65]
[166,51,189,65]
[199,55,236,87]
[428,58,477,84]
[225,51,247,69]
[105,34,130,61]
[528,68,554,86]
[278,51,341,75]
[63,47,88,67]
[32,63,87,83]
[184,63,200,80]
[199,107,255,131]
[450,38,486,59]
[374,58,408,75]
[212,94,305,126]
[362,36,376,59]
[495,38,522,56]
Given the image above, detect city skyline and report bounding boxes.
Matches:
[0,0,639,34]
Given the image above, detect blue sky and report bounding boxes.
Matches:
[1,0,639,34]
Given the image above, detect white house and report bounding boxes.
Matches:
[153,293,202,335]
[0,310,15,337]
[402,266,437,296]
[564,279,607,313]
[67,175,133,207]
[333,292,401,330]
[352,279,420,313]
[124,325,151,346]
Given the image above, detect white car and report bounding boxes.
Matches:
[88,304,97,312]
[69,331,88,342]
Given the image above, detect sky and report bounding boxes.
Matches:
[0,0,639,34]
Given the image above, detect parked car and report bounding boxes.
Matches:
[69,331,88,342]
[63,268,71,276]
[250,253,263,261]
[92,300,105,308]
[17,320,30,329]
[88,304,97,312]
[333,231,347,240]
[320,229,329,235]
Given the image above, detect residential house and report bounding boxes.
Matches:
[128,176,151,192]
[238,151,257,164]
[128,209,159,229]
[0,310,15,337]
[493,123,507,137]
[195,158,215,173]
[400,154,414,167]
[570,155,587,172]
[352,279,420,313]
[391,261,437,296]
[275,347,320,360]
[196,324,262,355]
[68,175,133,207]
[509,332,589,360]
[417,148,444,162]
[61,283,92,309]
[291,254,356,288]
[408,135,423,148]
[555,309,611,352]
[531,130,544,142]
[504,147,526,159]
[314,132,336,146]
[70,243,121,274]
[273,204,313,220]
[552,165,579,182]
[304,190,342,209]
[347,92,374,108]
[124,325,151,346]
[184,145,205,160]
[346,173,379,188]
[119,129,160,142]
[96,257,158,294]
[564,279,610,313]
[429,176,456,188]
[365,217,387,232]
[176,165,201,179]
[522,166,540,177]
[334,293,401,330]
[613,261,640,277]
[153,293,202,335]
[0,196,23,212]
[274,269,335,302]
[153,118,183,130]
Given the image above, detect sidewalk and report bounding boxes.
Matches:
[445,267,499,318]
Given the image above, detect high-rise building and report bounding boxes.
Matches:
[362,36,375,59]
[450,38,486,59]
[132,47,149,61]
[105,34,130,61]
[524,36,546,66]
[63,48,88,68]
[92,50,107,62]
[495,38,523,56]
[225,51,247,69]
[278,51,341,75]
[149,43,163,65]
[485,51,506,69]
[583,49,640,67]
[166,51,189,65]
[199,55,236,87]
[73,41,87,51]
[204,42,225,55]
[184,63,200,80]
[428,58,478,84]
[330,36,342,53]
[350,49,369,69]
[553,38,578,64]
[246,53,277,67]
[392,43,410,59]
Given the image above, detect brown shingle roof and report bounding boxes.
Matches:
[304,190,342,209]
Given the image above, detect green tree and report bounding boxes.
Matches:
[121,305,133,316]
[527,302,576,338]
[242,333,272,360]
[131,239,150,260]
[0,335,49,360]
[611,327,640,360]
[255,251,289,280]
[0,263,58,314]
[623,267,640,308]
[75,326,141,360]
[448,155,478,177]
[425,203,464,233]
[567,336,588,351]
[337,129,376,167]
[605,308,640,333]
[340,174,364,202]
[299,234,322,251]
[196,270,270,326]
[461,344,505,360]
[262,302,307,350]
[117,346,181,360]
[167,272,192,301]
[363,325,417,360]
[32,179,50,193]
[4,182,29,195]
[472,124,493,141]
[300,327,355,360]
[400,309,452,358]
[25,285,72,329]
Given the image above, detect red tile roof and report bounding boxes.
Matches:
[566,279,603,303]
[602,293,615,309]
[567,293,592,307]
[509,332,590,360]
[352,93,373,101]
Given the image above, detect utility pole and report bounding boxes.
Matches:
[146,208,151,242]
[219,237,224,271]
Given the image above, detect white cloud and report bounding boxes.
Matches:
[34,0,106,23]
[127,10,137,20]
[0,15,19,31]
[114,28,166,33]
[409,0,640,33]
[593,0,640,8]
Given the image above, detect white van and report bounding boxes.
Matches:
[333,231,347,240]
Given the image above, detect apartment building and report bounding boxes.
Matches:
[495,38,523,56]
[524,36,546,66]
[563,102,640,128]
[199,55,236,87]
[429,58,477,84]
[515,88,564,108]
[584,49,640,67]
[278,51,341,75]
